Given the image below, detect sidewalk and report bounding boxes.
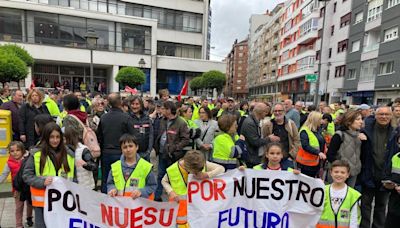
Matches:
[0,182,16,228]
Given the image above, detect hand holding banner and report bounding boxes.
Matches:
[44,177,178,228]
[188,169,325,228]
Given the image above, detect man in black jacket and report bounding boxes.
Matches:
[240,102,279,168]
[360,106,398,228]
[97,93,135,193]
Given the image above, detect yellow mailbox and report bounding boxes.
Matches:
[0,109,12,182]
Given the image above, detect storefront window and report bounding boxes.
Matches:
[0,8,23,42]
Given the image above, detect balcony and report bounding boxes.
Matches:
[361,44,379,61]
[297,29,318,45]
[365,16,382,31]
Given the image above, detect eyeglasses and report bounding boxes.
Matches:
[98,102,105,106]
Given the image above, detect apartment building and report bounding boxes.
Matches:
[247,5,284,102]
[314,0,352,103]
[0,0,224,96]
[277,0,321,102]
[248,4,285,102]
[343,0,400,105]
[225,39,248,99]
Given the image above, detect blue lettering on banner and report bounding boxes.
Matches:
[69,218,101,228]
[218,207,289,228]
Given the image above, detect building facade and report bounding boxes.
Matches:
[247,4,284,102]
[344,0,400,105]
[0,0,224,96]
[225,39,248,99]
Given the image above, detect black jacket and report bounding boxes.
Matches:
[97,108,135,155]
[240,114,271,165]
[360,116,398,189]
[128,111,154,157]
[19,103,50,149]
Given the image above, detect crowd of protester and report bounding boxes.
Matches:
[1,84,400,228]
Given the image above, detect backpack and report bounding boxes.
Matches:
[69,115,101,158]
[13,155,31,203]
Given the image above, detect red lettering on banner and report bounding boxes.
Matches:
[101,204,113,226]
[100,204,175,227]
[188,179,226,203]
[159,209,174,226]
[130,207,142,228]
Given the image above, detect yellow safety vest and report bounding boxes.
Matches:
[391,152,400,175]
[296,126,320,166]
[0,96,10,103]
[217,109,224,117]
[31,151,74,207]
[327,122,335,136]
[44,97,60,118]
[166,161,207,224]
[208,103,215,110]
[212,133,239,165]
[317,185,361,228]
[191,103,200,121]
[111,158,152,197]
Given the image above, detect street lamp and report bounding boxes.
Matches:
[313,0,330,106]
[138,58,146,96]
[85,28,98,93]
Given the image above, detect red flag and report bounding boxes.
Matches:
[30,80,35,90]
[177,80,189,102]
[125,86,138,94]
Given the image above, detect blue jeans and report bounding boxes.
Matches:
[155,156,171,200]
[101,153,121,194]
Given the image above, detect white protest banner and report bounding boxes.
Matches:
[44,177,179,228]
[188,169,325,228]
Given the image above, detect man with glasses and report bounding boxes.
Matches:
[262,103,300,168]
[359,106,398,228]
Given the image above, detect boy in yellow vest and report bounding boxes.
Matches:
[317,160,361,228]
[162,150,224,227]
[107,134,157,199]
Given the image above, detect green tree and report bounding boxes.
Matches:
[189,76,204,95]
[115,67,146,88]
[202,70,226,95]
[0,44,34,66]
[0,52,28,87]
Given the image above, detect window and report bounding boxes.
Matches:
[347,69,356,79]
[237,80,242,83]
[316,50,320,60]
[331,25,334,36]
[157,41,202,59]
[239,46,244,50]
[384,27,398,42]
[58,15,86,48]
[238,73,242,77]
[335,65,346,77]
[238,53,243,57]
[379,61,395,75]
[120,23,151,54]
[0,8,23,42]
[236,86,241,90]
[299,18,318,36]
[351,40,360,52]
[388,0,400,8]
[297,56,315,71]
[367,0,382,22]
[238,66,242,70]
[354,12,363,24]
[87,19,115,51]
[333,2,337,13]
[320,7,325,17]
[302,1,316,18]
[337,39,348,53]
[329,48,332,58]
[33,12,59,45]
[360,59,378,82]
[340,13,351,28]
[327,69,330,80]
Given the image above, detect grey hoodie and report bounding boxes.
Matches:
[106,154,157,198]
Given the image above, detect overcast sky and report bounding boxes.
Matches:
[210,0,283,61]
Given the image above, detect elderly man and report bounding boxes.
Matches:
[0,90,24,140]
[262,103,300,167]
[358,104,372,120]
[284,99,300,129]
[360,106,398,228]
[241,102,279,168]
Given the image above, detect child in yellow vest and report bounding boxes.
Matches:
[107,134,156,199]
[162,150,225,228]
[317,160,361,228]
